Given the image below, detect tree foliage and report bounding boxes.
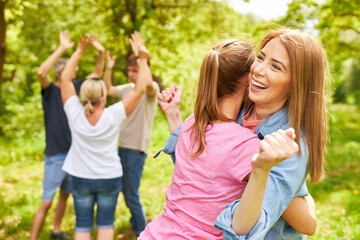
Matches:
[279,0,360,103]
[0,0,261,140]
[1,0,359,141]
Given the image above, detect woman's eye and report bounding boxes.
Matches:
[272,64,281,71]
[257,55,264,61]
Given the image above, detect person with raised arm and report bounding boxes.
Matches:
[157,28,328,239]
[31,30,105,240]
[60,33,149,240]
[104,31,159,239]
[139,39,299,239]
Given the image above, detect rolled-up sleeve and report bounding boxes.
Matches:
[215,200,269,240]
[215,149,308,240]
[153,124,182,164]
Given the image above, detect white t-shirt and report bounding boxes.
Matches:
[62,95,126,179]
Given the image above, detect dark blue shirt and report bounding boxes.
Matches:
[41,79,83,155]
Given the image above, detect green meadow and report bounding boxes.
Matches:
[0,103,359,239]
[1,1,359,239]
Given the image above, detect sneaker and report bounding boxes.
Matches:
[50,231,72,240]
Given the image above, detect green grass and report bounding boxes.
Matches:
[307,104,360,240]
[0,104,359,239]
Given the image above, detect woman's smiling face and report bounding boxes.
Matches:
[249,37,291,113]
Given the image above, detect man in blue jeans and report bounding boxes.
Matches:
[104,34,159,238]
[31,30,105,240]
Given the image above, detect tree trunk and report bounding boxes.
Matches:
[0,0,6,113]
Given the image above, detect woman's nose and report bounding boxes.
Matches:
[253,62,265,76]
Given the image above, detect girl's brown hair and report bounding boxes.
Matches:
[260,29,330,183]
[79,78,107,115]
[190,40,255,156]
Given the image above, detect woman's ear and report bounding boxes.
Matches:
[101,95,107,106]
[245,74,251,87]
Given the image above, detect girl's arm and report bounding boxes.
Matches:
[282,195,317,236]
[232,129,299,235]
[60,35,95,104]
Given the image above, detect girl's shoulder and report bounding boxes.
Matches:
[181,113,195,129]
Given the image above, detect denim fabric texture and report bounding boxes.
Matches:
[159,105,308,239]
[43,153,72,201]
[71,176,122,232]
[118,147,147,237]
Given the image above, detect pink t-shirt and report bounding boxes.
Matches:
[139,114,260,240]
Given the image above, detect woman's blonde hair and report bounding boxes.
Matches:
[260,28,330,183]
[79,78,107,115]
[190,40,255,157]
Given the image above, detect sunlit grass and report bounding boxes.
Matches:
[0,104,359,239]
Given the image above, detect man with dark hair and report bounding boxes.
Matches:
[31,31,105,240]
[104,31,159,239]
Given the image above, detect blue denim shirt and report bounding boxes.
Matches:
[155,105,309,239]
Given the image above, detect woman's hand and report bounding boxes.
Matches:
[106,50,116,69]
[158,84,182,115]
[91,39,105,53]
[59,30,74,50]
[158,84,183,133]
[252,128,299,173]
[77,34,97,54]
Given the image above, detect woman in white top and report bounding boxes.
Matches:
[60,32,151,240]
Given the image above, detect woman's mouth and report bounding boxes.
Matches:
[251,79,268,90]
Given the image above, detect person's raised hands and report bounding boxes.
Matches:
[77,34,97,53]
[59,30,74,50]
[129,31,149,59]
[158,84,182,116]
[251,128,299,173]
[91,39,105,53]
[106,50,116,69]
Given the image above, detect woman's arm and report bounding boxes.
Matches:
[86,39,105,78]
[121,31,148,116]
[282,195,317,235]
[152,84,183,163]
[103,50,118,97]
[232,129,299,235]
[158,84,183,133]
[60,35,96,104]
[215,132,309,239]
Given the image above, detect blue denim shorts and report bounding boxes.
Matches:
[71,176,122,232]
[43,153,72,201]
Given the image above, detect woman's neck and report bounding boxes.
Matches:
[249,105,280,121]
[86,105,104,126]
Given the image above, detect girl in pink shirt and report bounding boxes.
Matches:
[139,40,298,240]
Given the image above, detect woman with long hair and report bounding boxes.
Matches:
[139,39,299,239]
[159,28,330,239]
[216,28,330,239]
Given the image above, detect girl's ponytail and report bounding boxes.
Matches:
[189,40,255,157]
